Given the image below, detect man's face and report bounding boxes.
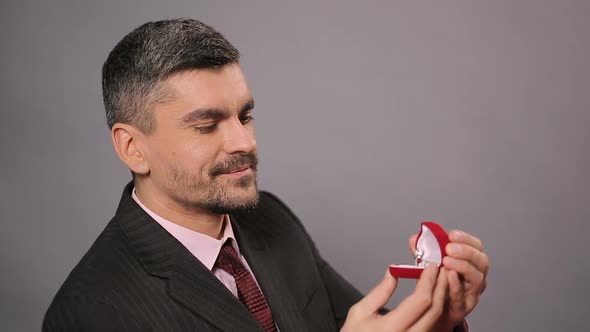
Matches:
[142,64,258,214]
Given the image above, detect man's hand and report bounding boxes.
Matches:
[409,230,489,331]
[341,264,448,332]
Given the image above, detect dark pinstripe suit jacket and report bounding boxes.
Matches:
[43,183,364,331]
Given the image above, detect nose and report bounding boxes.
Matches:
[222,118,256,154]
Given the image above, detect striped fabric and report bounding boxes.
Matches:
[42,182,366,331]
[216,240,278,332]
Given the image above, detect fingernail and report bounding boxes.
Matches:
[452,231,463,241]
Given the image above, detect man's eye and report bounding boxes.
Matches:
[194,124,217,134]
[240,115,254,125]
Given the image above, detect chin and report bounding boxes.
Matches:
[203,180,259,214]
[205,190,259,215]
[229,173,258,200]
[231,186,260,208]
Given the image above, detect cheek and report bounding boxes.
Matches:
[146,126,223,177]
[173,142,219,174]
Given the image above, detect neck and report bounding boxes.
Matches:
[134,181,225,239]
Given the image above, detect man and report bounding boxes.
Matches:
[43,18,488,331]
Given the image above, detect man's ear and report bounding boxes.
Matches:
[111,123,150,176]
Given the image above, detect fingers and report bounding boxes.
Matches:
[449,230,484,252]
[383,264,439,328]
[448,269,463,304]
[349,269,398,317]
[448,269,467,314]
[408,268,449,332]
[444,256,485,315]
[443,256,484,287]
[446,243,490,275]
[447,230,489,285]
[413,264,440,296]
[408,234,418,255]
[431,268,448,313]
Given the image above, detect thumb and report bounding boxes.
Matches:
[408,234,418,256]
[353,270,398,315]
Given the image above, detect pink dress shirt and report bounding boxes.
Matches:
[131,189,259,299]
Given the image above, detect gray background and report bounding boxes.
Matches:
[1,0,589,331]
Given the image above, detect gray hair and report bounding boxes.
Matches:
[102,18,240,133]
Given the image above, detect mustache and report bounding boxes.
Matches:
[209,152,258,176]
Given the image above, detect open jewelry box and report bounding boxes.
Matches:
[389,221,450,279]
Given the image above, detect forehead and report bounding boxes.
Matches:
[163,63,251,109]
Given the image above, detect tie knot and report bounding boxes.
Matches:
[215,240,246,276]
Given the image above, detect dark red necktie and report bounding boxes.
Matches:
[215,240,278,332]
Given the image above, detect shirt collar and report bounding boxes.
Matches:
[131,187,241,271]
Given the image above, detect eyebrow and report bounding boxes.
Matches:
[180,108,227,124]
[179,98,255,124]
[240,99,255,115]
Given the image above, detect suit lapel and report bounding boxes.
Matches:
[169,248,264,332]
[116,182,264,332]
[231,212,308,332]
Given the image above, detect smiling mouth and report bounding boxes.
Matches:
[223,166,252,176]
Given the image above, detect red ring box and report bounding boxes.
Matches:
[389,221,450,279]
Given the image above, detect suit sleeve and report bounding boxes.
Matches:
[43,296,148,332]
[261,192,364,329]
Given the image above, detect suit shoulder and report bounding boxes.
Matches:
[43,293,145,331]
[49,218,142,301]
[258,190,285,205]
[257,190,300,221]
[239,190,315,243]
